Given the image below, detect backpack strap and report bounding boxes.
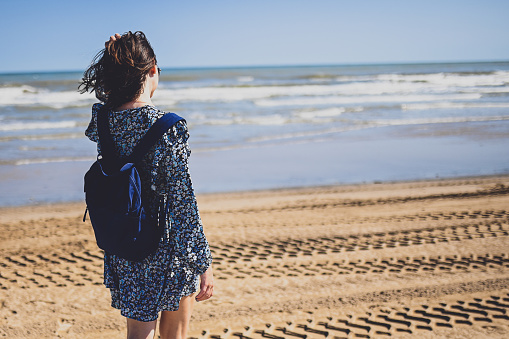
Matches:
[127,112,185,163]
[96,106,185,163]
[96,106,117,161]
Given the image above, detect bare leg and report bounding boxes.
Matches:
[126,318,157,339]
[159,294,196,339]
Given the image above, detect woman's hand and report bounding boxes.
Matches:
[196,266,214,302]
[105,33,121,47]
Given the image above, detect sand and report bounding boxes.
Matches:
[1,175,509,338]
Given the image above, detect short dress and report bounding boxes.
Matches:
[85,103,212,322]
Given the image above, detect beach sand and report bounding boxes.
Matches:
[1,175,509,338]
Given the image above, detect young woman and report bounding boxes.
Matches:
[80,31,213,339]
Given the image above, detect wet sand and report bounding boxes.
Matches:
[1,175,509,338]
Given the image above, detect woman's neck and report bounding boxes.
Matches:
[116,92,154,111]
[115,70,157,111]
[116,100,153,111]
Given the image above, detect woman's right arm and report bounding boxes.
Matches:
[160,121,213,276]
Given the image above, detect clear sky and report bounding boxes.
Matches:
[1,0,508,73]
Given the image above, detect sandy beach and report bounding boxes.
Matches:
[1,175,509,338]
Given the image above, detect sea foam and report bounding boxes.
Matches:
[0,86,94,108]
[0,120,79,131]
[254,93,482,107]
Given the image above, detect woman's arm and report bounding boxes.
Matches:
[160,120,214,283]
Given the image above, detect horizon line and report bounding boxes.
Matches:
[1,59,508,75]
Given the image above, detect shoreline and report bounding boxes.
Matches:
[2,119,509,207]
[2,173,509,222]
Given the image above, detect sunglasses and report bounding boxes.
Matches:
[157,67,161,75]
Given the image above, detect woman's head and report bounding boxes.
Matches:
[79,31,157,109]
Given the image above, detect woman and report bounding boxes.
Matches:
[79,31,213,339]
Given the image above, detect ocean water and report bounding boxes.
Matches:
[1,62,509,206]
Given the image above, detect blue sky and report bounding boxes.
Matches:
[1,0,508,73]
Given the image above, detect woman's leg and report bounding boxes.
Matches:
[126,318,157,339]
[158,294,196,339]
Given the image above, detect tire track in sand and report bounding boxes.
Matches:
[195,292,509,339]
[214,253,509,280]
[210,220,509,264]
[1,219,508,289]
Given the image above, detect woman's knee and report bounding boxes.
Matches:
[126,318,157,339]
[159,296,195,339]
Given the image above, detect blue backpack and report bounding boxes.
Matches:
[83,108,184,261]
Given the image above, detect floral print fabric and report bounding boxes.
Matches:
[85,103,212,321]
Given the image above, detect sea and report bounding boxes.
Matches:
[1,62,509,206]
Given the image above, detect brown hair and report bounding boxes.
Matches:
[79,31,157,109]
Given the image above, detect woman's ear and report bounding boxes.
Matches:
[148,64,158,77]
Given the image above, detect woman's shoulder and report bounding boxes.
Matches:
[85,103,104,141]
[147,107,189,145]
[92,102,104,111]
[91,102,104,119]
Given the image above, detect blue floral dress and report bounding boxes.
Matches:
[85,103,212,322]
